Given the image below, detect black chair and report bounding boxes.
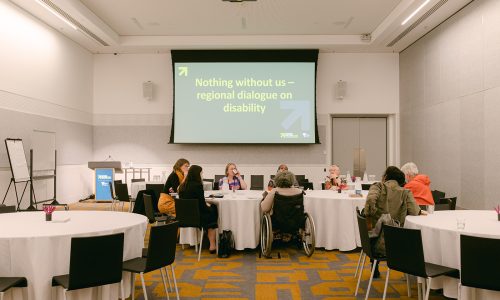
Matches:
[114,180,123,185]
[175,198,204,261]
[439,197,457,210]
[354,211,387,299]
[0,205,16,214]
[250,175,264,190]
[123,222,180,300]
[0,277,27,300]
[431,190,445,204]
[302,182,313,190]
[460,234,500,295]
[133,189,159,215]
[295,175,306,185]
[382,225,459,300]
[115,183,135,212]
[144,194,169,225]
[146,183,164,202]
[434,202,451,211]
[52,233,125,299]
[361,183,372,191]
[321,182,326,190]
[131,178,146,183]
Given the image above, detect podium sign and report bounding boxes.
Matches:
[95,168,114,201]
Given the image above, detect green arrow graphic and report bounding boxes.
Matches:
[178,66,188,76]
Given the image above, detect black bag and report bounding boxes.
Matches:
[218,230,234,258]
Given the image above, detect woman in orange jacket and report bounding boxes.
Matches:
[401,162,434,206]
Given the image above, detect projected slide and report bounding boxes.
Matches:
[173,62,316,143]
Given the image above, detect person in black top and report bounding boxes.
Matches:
[158,158,190,215]
[178,165,218,253]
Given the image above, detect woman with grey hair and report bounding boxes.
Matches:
[401,162,434,206]
[261,171,303,213]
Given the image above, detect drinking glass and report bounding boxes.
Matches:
[456,218,466,230]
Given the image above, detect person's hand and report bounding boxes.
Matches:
[420,210,428,216]
[168,187,174,193]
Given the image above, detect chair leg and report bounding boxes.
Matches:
[198,228,204,262]
[160,267,170,300]
[140,272,148,300]
[120,280,125,300]
[354,250,364,278]
[165,266,173,292]
[364,259,377,300]
[171,265,180,300]
[406,273,411,297]
[0,292,3,300]
[131,273,136,300]
[355,254,367,296]
[425,277,432,300]
[383,268,390,300]
[63,289,68,300]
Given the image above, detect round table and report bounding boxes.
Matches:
[179,190,263,250]
[0,211,147,300]
[303,190,367,251]
[405,210,500,299]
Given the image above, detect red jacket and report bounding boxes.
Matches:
[404,174,434,205]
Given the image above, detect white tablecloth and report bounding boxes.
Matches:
[179,190,263,250]
[0,211,147,300]
[304,190,367,251]
[405,210,500,299]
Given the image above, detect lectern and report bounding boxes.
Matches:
[88,161,122,201]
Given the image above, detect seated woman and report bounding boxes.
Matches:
[178,165,218,253]
[401,162,434,206]
[261,171,302,214]
[363,166,426,276]
[158,158,189,216]
[218,163,248,190]
[267,164,289,190]
[325,164,341,190]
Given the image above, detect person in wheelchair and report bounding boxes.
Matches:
[260,171,315,257]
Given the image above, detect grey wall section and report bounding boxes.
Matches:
[93,125,326,164]
[0,108,93,167]
[400,0,500,209]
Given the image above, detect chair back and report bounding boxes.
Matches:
[67,233,124,291]
[383,225,427,278]
[143,194,156,224]
[175,198,201,228]
[114,180,122,185]
[434,202,451,211]
[321,182,326,190]
[356,211,375,259]
[272,192,306,233]
[439,197,457,210]
[145,222,179,272]
[146,183,164,201]
[0,205,16,213]
[132,189,156,215]
[431,190,445,203]
[362,183,372,191]
[131,178,145,183]
[250,175,264,190]
[295,175,306,185]
[214,175,225,184]
[302,182,313,190]
[461,234,500,291]
[115,183,130,202]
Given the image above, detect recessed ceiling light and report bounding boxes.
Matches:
[402,0,431,26]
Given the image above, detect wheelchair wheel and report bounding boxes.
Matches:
[302,213,316,257]
[260,213,273,258]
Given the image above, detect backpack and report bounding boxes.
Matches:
[218,230,234,258]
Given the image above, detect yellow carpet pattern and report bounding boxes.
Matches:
[131,240,447,300]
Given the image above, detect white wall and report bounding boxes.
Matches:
[0,0,94,206]
[93,52,399,183]
[400,0,500,209]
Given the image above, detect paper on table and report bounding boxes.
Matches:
[51,217,71,223]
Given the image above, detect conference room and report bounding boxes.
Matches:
[1,0,499,299]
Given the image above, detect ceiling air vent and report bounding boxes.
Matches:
[38,0,109,46]
[387,0,448,47]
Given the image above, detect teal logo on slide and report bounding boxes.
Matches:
[280,100,310,131]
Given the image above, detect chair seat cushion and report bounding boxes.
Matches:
[425,262,460,279]
[123,257,147,273]
[52,274,69,289]
[0,277,27,292]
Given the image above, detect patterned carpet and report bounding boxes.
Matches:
[131,238,448,300]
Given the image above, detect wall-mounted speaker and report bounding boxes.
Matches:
[335,80,346,100]
[143,81,153,100]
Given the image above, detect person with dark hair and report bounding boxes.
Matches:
[158,158,189,215]
[363,166,425,277]
[218,163,248,190]
[178,165,218,253]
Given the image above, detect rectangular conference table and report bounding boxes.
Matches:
[405,210,500,300]
[0,211,147,300]
[179,189,366,252]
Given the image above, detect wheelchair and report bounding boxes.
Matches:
[260,192,316,257]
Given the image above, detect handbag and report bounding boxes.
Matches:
[218,230,235,258]
[158,193,176,217]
